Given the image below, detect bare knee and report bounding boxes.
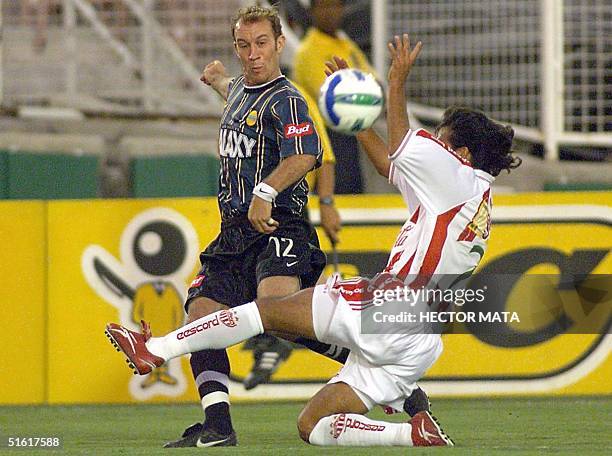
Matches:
[186,297,227,323]
[255,288,317,339]
[296,408,319,443]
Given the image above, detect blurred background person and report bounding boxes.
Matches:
[21,0,52,52]
[292,0,375,194]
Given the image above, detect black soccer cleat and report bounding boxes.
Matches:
[243,334,293,390]
[403,386,431,417]
[163,422,237,448]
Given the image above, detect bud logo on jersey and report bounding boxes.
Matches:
[220,310,238,327]
[284,122,313,139]
[219,128,256,158]
[190,275,205,288]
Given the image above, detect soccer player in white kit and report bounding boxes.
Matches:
[106,34,520,447]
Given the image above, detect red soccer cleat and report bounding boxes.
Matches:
[410,411,454,446]
[105,320,164,375]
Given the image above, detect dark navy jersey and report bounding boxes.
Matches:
[217,74,322,220]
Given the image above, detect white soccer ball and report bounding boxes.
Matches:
[318,69,383,134]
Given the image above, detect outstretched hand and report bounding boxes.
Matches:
[387,34,422,85]
[324,56,350,76]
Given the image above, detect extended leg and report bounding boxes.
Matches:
[105,288,317,372]
[105,289,452,447]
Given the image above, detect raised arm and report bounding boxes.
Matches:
[387,34,422,155]
[356,128,390,178]
[325,57,391,178]
[200,60,233,100]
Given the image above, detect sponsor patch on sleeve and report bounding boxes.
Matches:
[190,275,205,288]
[284,122,313,139]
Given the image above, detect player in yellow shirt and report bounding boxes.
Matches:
[293,8,374,101]
[292,0,375,194]
[296,80,341,243]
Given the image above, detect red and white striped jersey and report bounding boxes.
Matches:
[385,128,494,285]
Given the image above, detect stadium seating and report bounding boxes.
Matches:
[0,132,106,155]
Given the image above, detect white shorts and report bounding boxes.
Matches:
[312,283,443,411]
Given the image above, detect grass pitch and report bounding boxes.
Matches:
[0,397,609,455]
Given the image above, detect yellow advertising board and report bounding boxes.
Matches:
[1,192,610,404]
[0,201,46,404]
[46,199,218,404]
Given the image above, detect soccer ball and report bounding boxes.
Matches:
[318,69,383,134]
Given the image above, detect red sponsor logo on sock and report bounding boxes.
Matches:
[219,310,238,327]
[345,417,386,432]
[176,314,219,340]
[331,413,346,439]
[284,122,313,139]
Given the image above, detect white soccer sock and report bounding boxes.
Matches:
[308,413,413,446]
[146,301,264,361]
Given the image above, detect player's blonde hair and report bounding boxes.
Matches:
[231,5,283,41]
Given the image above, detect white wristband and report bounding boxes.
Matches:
[253,182,278,203]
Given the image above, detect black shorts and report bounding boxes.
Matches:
[185,212,326,311]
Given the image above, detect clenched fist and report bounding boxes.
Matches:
[201,60,228,87]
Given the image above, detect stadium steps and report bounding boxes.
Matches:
[4,25,213,115]
[0,132,106,155]
[3,27,140,106]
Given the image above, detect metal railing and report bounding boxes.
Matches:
[2,0,610,161]
[372,0,611,160]
[1,0,243,115]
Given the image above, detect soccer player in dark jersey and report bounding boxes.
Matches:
[106,32,520,448]
[160,5,335,448]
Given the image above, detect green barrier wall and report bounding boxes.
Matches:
[132,154,218,197]
[0,150,8,198]
[8,151,98,199]
[544,182,612,192]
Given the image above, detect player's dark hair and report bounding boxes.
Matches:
[436,106,522,176]
[232,5,283,41]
